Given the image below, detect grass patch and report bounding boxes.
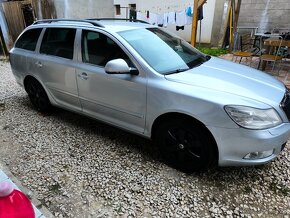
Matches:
[197,47,228,57]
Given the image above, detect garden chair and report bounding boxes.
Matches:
[232,32,259,66]
[258,36,284,74]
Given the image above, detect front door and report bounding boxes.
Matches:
[76,29,146,133]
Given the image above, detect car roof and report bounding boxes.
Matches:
[30,19,154,33]
[98,20,153,32]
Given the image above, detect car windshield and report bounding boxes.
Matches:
[119,28,209,75]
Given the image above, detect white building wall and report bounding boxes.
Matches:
[53,0,114,19]
[114,0,216,43]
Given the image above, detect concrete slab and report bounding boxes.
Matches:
[0,170,8,182]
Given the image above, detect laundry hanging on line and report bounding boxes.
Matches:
[176,10,187,31]
[135,6,196,31]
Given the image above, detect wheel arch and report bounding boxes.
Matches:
[23,75,56,106]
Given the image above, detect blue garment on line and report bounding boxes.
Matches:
[186,6,192,17]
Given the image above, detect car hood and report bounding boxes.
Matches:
[165,57,286,105]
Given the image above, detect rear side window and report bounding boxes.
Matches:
[15,28,42,51]
[40,28,76,60]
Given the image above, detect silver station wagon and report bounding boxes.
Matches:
[10,18,290,172]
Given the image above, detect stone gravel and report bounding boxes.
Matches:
[0,60,290,217]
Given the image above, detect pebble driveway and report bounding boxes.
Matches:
[0,59,289,217]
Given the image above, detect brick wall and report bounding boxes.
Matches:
[238,0,290,33]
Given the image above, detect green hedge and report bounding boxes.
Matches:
[197,47,228,57]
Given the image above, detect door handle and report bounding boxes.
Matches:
[35,61,42,68]
[78,72,89,80]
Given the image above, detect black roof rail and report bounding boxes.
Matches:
[33,19,105,28]
[87,18,150,24]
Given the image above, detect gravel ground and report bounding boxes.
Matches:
[0,60,290,217]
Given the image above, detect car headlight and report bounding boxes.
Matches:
[225,105,282,129]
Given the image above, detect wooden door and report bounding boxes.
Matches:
[2,1,25,42]
[30,0,56,20]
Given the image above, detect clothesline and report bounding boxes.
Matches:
[129,6,203,31]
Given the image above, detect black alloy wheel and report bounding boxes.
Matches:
[156,118,216,173]
[25,79,52,113]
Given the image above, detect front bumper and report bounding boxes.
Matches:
[208,123,290,166]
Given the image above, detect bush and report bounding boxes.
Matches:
[197,47,228,57]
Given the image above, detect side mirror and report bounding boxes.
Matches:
[105,59,139,75]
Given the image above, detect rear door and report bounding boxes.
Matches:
[76,29,147,133]
[28,27,81,112]
[10,28,42,84]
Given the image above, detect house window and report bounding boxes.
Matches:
[115,5,121,15]
[129,4,136,10]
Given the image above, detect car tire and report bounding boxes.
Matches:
[25,79,52,113]
[156,118,216,173]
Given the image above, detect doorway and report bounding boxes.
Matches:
[22,4,35,27]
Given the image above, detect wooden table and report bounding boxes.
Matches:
[264,38,290,47]
[254,33,280,55]
[261,38,290,70]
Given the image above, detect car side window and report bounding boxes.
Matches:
[40,28,76,60]
[81,30,132,67]
[15,28,42,51]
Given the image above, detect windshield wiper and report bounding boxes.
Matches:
[163,68,189,75]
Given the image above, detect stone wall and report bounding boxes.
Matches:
[238,0,290,33]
